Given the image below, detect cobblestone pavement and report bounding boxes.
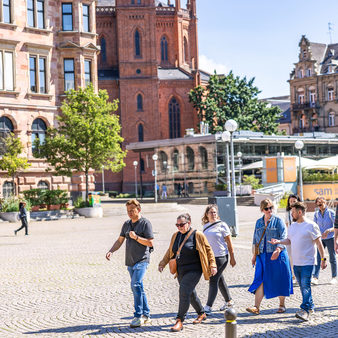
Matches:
[0,204,337,337]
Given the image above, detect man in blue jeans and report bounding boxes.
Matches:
[270,202,327,321]
[106,199,154,328]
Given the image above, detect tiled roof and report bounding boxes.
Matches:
[158,68,192,80]
[199,69,211,82]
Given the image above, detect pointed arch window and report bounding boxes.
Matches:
[169,97,180,139]
[161,36,168,62]
[135,30,141,57]
[137,94,143,111]
[172,149,179,171]
[138,124,144,142]
[100,37,106,63]
[186,146,194,170]
[199,146,208,169]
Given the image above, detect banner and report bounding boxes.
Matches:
[266,158,277,183]
[283,157,297,182]
[302,183,338,200]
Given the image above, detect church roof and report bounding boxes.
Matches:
[158,68,192,80]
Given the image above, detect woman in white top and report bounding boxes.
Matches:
[202,204,236,315]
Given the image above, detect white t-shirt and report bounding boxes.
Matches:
[203,221,231,257]
[287,218,321,266]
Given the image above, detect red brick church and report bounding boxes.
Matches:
[95,0,209,192]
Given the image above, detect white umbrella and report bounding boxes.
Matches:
[241,157,317,170]
[304,155,338,170]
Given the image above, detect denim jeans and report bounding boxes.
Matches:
[313,238,337,278]
[127,261,150,318]
[293,265,314,312]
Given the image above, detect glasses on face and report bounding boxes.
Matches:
[264,206,273,211]
[176,222,187,228]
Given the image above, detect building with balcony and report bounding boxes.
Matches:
[0,0,99,197]
[289,35,338,135]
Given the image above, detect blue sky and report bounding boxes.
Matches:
[196,0,338,98]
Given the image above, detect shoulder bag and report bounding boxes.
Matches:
[254,220,270,256]
[203,220,222,233]
[169,229,194,274]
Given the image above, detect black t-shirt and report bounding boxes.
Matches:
[172,229,202,275]
[120,217,154,267]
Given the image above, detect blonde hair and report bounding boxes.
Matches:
[202,204,219,225]
[260,198,273,211]
[125,199,141,208]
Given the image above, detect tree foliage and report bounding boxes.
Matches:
[189,71,282,134]
[36,84,126,202]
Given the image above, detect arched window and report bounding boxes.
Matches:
[199,146,208,169]
[161,36,168,62]
[172,149,179,171]
[31,118,47,155]
[186,146,194,170]
[3,181,14,198]
[299,114,305,129]
[159,151,168,172]
[0,116,14,155]
[138,124,144,142]
[329,112,335,127]
[37,180,49,190]
[137,94,143,111]
[169,97,180,139]
[100,37,106,63]
[184,37,189,63]
[135,30,141,57]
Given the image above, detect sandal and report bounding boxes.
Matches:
[277,305,286,313]
[246,306,260,315]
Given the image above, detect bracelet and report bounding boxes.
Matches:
[321,258,327,261]
[135,236,139,242]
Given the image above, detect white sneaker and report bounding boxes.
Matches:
[203,305,212,316]
[130,317,142,328]
[311,277,319,285]
[295,309,309,321]
[220,300,234,311]
[329,278,337,285]
[142,315,151,324]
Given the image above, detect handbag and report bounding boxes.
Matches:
[169,229,194,274]
[254,220,270,256]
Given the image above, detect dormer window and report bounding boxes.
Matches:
[298,69,304,78]
[298,93,305,104]
[328,65,333,73]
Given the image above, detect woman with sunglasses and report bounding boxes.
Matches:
[246,199,293,315]
[158,213,217,332]
[201,204,236,315]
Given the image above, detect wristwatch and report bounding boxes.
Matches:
[321,258,327,261]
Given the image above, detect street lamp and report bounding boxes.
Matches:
[221,130,231,196]
[133,161,138,198]
[152,154,158,203]
[101,165,105,194]
[237,151,242,196]
[295,140,304,201]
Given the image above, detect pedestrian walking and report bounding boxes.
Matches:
[312,197,337,285]
[335,204,338,254]
[270,201,327,321]
[14,202,28,236]
[161,184,167,199]
[158,213,217,332]
[156,184,160,199]
[105,199,154,328]
[201,204,236,315]
[246,198,293,315]
[177,183,182,198]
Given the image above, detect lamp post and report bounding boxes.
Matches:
[101,165,105,194]
[237,151,242,196]
[221,131,231,196]
[133,160,138,198]
[152,154,158,203]
[295,140,304,201]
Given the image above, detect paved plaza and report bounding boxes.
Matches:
[0,203,337,337]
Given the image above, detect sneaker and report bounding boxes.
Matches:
[309,309,315,315]
[311,277,319,285]
[329,278,337,285]
[220,300,234,311]
[142,315,151,324]
[203,305,212,316]
[295,309,309,321]
[130,317,142,328]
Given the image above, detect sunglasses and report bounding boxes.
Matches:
[264,206,273,211]
[176,222,187,228]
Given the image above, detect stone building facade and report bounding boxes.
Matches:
[0,0,99,197]
[289,35,338,135]
[95,0,209,193]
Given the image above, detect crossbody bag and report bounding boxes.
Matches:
[254,220,270,256]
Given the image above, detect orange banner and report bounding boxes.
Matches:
[266,158,277,183]
[302,183,338,200]
[283,157,297,182]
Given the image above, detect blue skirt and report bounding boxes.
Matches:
[248,250,293,299]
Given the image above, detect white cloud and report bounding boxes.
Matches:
[199,54,228,75]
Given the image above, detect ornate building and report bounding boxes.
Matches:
[0,0,99,197]
[289,35,338,135]
[95,0,209,192]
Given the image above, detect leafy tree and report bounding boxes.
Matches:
[36,84,126,203]
[0,133,31,196]
[189,71,282,134]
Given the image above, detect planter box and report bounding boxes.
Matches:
[74,207,103,218]
[47,204,61,211]
[0,212,30,223]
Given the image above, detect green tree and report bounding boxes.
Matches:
[0,133,31,196]
[189,71,282,134]
[36,84,126,203]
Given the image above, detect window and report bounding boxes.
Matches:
[199,146,208,169]
[29,56,46,93]
[137,94,143,110]
[138,124,144,142]
[64,58,74,91]
[306,68,311,77]
[82,4,89,32]
[135,30,141,57]
[302,49,307,58]
[309,91,316,105]
[328,88,334,101]
[31,118,46,154]
[184,37,189,63]
[37,0,44,28]
[37,180,49,190]
[297,69,303,78]
[169,97,180,138]
[140,158,145,172]
[172,149,179,171]
[100,37,106,63]
[329,112,335,127]
[0,116,14,154]
[2,0,11,23]
[62,3,73,31]
[137,0,141,4]
[161,36,168,62]
[328,65,333,73]
[186,146,194,170]
[0,50,13,91]
[299,114,305,129]
[27,0,45,28]
[27,0,34,26]
[159,151,168,172]
[84,60,91,87]
[298,93,304,104]
[2,181,14,198]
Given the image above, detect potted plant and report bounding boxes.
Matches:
[0,197,31,222]
[74,196,103,218]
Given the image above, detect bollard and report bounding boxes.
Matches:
[225,307,237,338]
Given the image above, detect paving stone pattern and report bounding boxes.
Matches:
[0,205,337,337]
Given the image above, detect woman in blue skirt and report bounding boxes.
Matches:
[246,198,293,315]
